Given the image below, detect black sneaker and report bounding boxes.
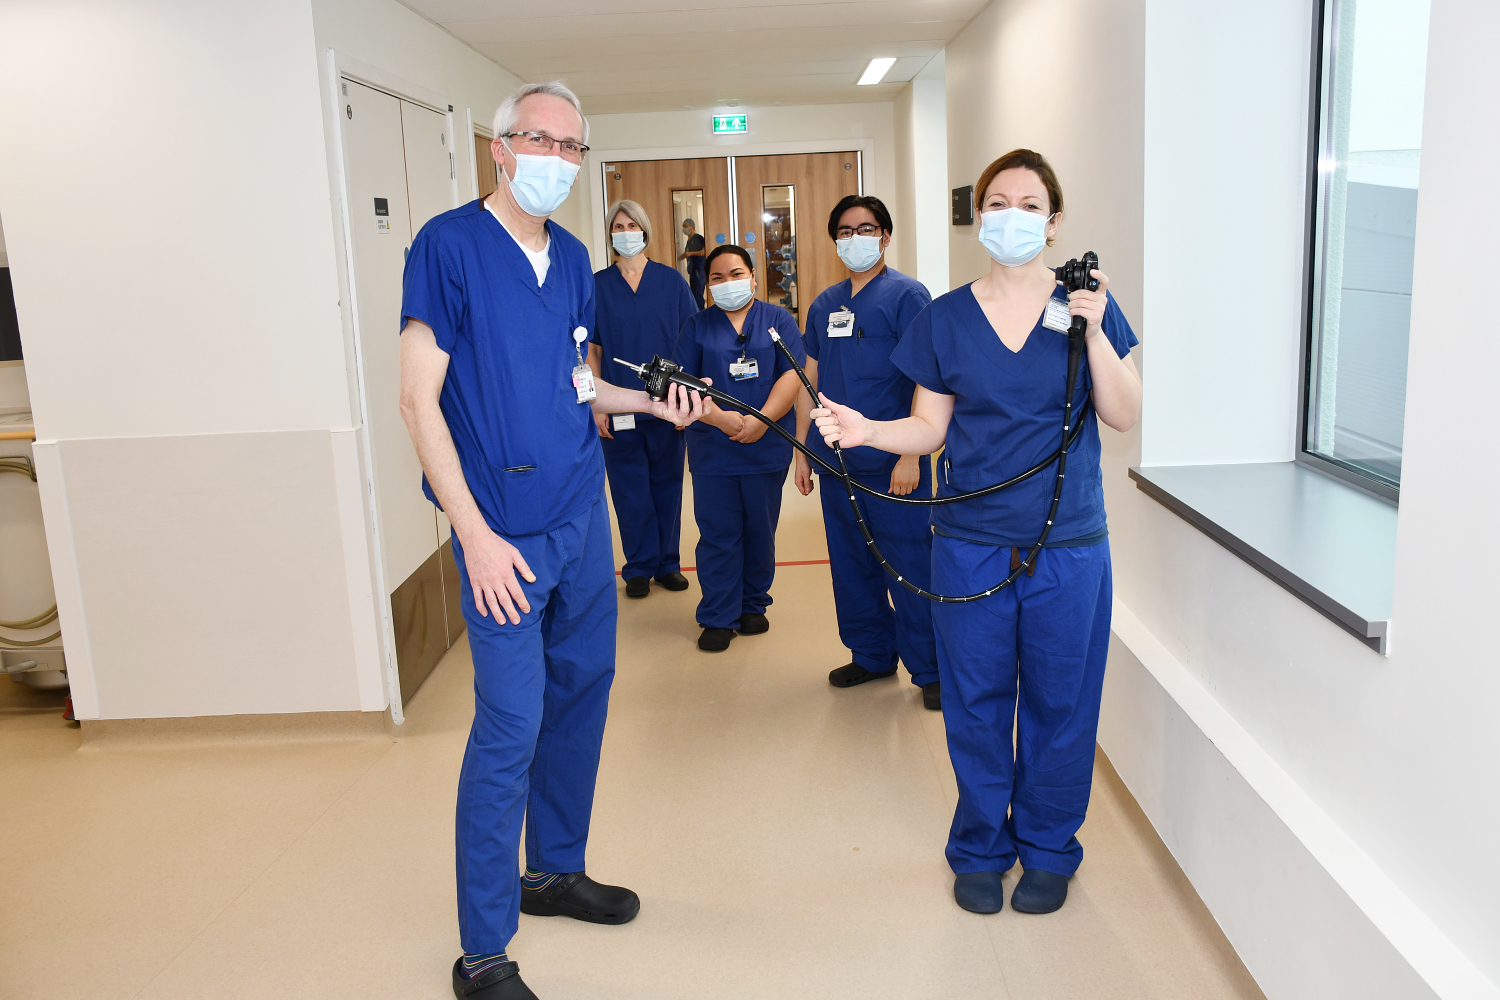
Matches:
[624,576,650,598]
[655,571,690,591]
[699,627,735,652]
[737,613,769,635]
[922,681,942,710]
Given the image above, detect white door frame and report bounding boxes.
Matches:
[325,48,459,725]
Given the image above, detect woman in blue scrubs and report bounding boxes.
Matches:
[794,194,941,709]
[812,149,1141,916]
[673,244,806,652]
[587,200,698,599]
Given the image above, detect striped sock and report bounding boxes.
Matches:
[460,952,509,980]
[521,867,562,891]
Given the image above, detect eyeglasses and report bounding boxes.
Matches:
[835,224,884,238]
[503,131,590,161]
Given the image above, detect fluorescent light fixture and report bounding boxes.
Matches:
[858,57,897,86]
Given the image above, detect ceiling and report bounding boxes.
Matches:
[399,0,985,115]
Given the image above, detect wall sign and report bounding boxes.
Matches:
[374,197,391,232]
[951,185,974,226]
[712,114,748,135]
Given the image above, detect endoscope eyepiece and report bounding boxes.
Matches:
[1055,250,1100,293]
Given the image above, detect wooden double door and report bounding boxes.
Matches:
[603,151,861,328]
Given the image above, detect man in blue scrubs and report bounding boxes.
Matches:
[677,218,707,309]
[399,82,705,1000]
[794,196,940,709]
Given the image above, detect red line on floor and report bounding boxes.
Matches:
[616,559,829,576]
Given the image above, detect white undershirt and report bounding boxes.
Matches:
[486,199,551,286]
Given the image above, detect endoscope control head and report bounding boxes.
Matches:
[615,355,708,401]
[1055,250,1100,293]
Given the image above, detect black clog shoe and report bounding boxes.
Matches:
[519,872,640,924]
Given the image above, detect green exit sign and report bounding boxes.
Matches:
[712,114,748,134]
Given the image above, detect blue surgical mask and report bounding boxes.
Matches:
[977,208,1051,267]
[611,231,646,257]
[502,145,580,218]
[712,278,754,311]
[836,234,883,273]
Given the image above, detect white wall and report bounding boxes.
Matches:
[0,0,529,721]
[893,54,952,296]
[576,103,903,275]
[947,0,1500,996]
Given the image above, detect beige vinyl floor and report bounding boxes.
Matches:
[0,470,1265,1000]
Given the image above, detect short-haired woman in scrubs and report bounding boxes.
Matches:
[587,200,699,599]
[812,149,1141,915]
[673,244,806,652]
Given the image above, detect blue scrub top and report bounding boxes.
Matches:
[590,259,698,419]
[804,266,931,476]
[890,280,1138,547]
[400,199,602,538]
[672,298,806,477]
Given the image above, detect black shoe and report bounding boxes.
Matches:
[698,627,735,652]
[452,958,538,999]
[922,681,942,710]
[1010,868,1070,913]
[624,576,650,598]
[953,871,1006,914]
[519,872,640,925]
[737,613,769,635]
[655,571,690,591]
[828,662,897,687]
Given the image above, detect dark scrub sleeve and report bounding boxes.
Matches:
[401,233,465,355]
[671,319,704,376]
[772,314,806,377]
[687,233,705,252]
[1101,291,1139,358]
[674,273,698,331]
[889,306,950,396]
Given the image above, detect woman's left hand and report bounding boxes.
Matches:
[1067,269,1110,339]
[730,415,769,444]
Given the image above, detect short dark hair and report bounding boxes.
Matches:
[826,195,894,241]
[705,243,754,273]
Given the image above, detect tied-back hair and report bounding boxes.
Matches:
[705,243,754,274]
[606,199,652,251]
[974,149,1064,246]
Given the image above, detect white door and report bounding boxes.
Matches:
[339,81,442,604]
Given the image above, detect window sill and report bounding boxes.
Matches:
[1128,463,1395,653]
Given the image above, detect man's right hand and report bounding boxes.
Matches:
[795,452,815,496]
[461,525,536,624]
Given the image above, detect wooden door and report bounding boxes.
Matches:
[733,152,861,330]
[603,157,731,273]
[474,133,498,200]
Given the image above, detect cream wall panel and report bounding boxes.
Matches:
[59,431,361,719]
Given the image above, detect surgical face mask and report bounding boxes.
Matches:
[611,231,646,257]
[502,144,580,218]
[836,234,883,273]
[711,278,754,311]
[977,207,1052,267]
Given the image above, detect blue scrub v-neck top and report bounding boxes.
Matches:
[672,298,806,477]
[590,259,698,420]
[400,199,602,539]
[803,266,931,476]
[890,279,1137,547]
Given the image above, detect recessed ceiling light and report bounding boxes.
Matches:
[857,57,897,86]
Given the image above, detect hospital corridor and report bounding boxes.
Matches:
[1,1,1496,999]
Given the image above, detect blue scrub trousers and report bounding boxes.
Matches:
[931,535,1112,878]
[451,495,617,954]
[692,470,786,629]
[601,418,686,581]
[817,461,938,687]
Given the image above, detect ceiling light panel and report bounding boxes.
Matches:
[857,57,898,86]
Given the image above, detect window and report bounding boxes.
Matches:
[1303,0,1432,498]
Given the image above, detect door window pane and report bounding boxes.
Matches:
[761,184,798,317]
[1305,0,1431,488]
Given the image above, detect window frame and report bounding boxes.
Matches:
[1297,0,1402,507]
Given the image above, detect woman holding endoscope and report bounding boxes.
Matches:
[673,244,805,653]
[812,149,1141,916]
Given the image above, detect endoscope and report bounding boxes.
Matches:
[615,251,1102,603]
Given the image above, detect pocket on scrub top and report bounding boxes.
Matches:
[489,461,544,525]
[854,332,898,380]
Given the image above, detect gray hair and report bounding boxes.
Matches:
[492,81,589,145]
[606,199,652,250]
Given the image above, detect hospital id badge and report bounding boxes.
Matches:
[1042,297,1074,334]
[611,413,636,432]
[729,358,759,381]
[827,308,855,338]
[572,364,596,403]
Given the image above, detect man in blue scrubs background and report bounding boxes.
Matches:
[794,195,941,710]
[399,82,704,1000]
